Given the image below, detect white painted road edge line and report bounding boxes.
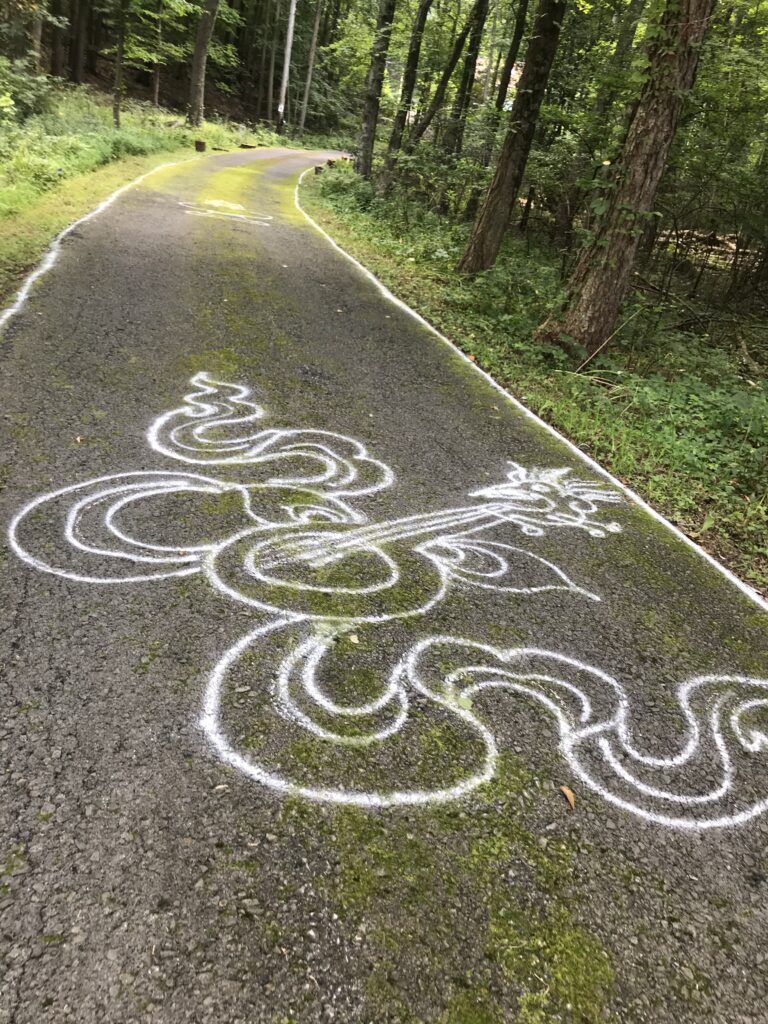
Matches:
[294,166,768,614]
[0,155,200,334]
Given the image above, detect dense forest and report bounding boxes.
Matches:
[1,0,767,589]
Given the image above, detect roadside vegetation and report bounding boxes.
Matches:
[0,74,262,220]
[0,72,280,296]
[303,162,768,593]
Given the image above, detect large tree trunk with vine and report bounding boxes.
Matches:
[187,0,221,126]
[385,0,433,159]
[537,0,717,355]
[356,0,398,179]
[456,0,566,273]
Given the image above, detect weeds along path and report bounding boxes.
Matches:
[1,149,767,1024]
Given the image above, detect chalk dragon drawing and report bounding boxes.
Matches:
[9,373,768,829]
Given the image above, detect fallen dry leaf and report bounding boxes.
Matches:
[467,354,477,362]
[560,784,576,810]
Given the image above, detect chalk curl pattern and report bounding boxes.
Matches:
[9,373,768,830]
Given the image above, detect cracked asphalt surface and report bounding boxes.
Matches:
[1,149,767,1023]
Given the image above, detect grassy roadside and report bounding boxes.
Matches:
[300,164,768,597]
[0,86,280,303]
[0,147,195,301]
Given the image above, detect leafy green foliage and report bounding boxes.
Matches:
[0,57,54,122]
[0,84,273,218]
[307,164,768,591]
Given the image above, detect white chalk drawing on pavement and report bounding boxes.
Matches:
[9,373,768,829]
[178,200,273,226]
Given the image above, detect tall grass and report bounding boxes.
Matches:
[0,84,276,218]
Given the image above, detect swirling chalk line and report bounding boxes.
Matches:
[9,373,768,829]
[201,628,768,829]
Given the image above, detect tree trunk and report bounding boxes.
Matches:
[299,0,324,135]
[443,0,489,155]
[386,0,433,158]
[356,0,398,179]
[86,8,99,74]
[276,0,298,130]
[538,0,717,354]
[457,0,567,273]
[469,0,530,190]
[256,0,271,119]
[50,0,67,76]
[519,184,535,230]
[405,0,481,152]
[482,0,499,102]
[320,0,340,46]
[187,0,220,125]
[267,0,283,122]
[496,0,529,110]
[29,16,43,69]
[549,0,646,256]
[70,0,90,83]
[594,0,645,115]
[152,0,163,107]
[112,6,125,129]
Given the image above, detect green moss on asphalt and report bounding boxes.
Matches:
[278,753,615,1023]
[0,846,28,896]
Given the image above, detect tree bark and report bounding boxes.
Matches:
[70,0,90,83]
[442,0,489,154]
[299,0,324,135]
[29,15,43,69]
[187,0,221,125]
[50,0,67,76]
[276,0,298,130]
[482,0,499,102]
[356,0,398,178]
[256,0,271,119]
[152,0,163,107]
[538,0,717,354]
[112,4,125,128]
[267,0,283,122]
[457,0,567,273]
[386,0,433,158]
[495,0,529,110]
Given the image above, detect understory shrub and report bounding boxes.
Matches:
[309,165,768,590]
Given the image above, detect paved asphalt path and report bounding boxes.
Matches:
[1,149,767,1024]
